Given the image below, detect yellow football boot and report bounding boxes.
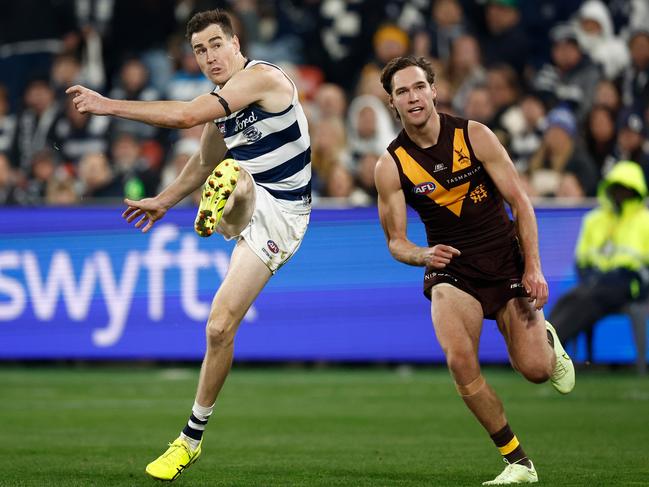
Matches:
[145,437,201,481]
[194,158,240,237]
[546,321,576,394]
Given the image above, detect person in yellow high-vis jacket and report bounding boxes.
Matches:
[550,160,649,343]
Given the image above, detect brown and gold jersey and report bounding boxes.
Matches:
[387,113,515,253]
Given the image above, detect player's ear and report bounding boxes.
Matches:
[232,34,240,53]
[388,95,394,109]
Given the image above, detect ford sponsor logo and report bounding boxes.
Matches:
[413,182,436,195]
[267,240,279,254]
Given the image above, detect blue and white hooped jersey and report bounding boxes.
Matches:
[213,60,311,214]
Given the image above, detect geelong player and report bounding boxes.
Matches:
[67,9,311,481]
[374,56,575,485]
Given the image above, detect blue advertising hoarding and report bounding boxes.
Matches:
[0,206,644,363]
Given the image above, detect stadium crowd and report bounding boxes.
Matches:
[1,0,648,207]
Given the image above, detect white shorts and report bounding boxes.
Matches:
[237,184,310,273]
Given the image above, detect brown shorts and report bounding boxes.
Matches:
[423,237,527,319]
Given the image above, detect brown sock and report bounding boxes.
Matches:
[490,423,531,468]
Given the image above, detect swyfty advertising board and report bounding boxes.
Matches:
[0,206,642,363]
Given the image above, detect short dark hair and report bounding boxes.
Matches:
[380,56,436,94]
[186,9,234,42]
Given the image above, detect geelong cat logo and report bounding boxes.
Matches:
[413,182,436,195]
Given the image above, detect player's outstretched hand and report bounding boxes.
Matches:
[424,244,461,269]
[523,269,548,310]
[122,198,168,233]
[65,85,110,115]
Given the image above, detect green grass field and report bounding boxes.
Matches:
[1,365,648,486]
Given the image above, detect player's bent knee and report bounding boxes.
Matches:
[205,314,238,348]
[446,349,479,377]
[455,374,486,397]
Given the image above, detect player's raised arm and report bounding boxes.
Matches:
[468,120,548,308]
[375,152,460,268]
[65,67,270,129]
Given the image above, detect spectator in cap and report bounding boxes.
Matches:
[618,28,649,115]
[362,24,410,80]
[528,107,599,198]
[603,109,649,184]
[575,0,629,79]
[533,23,602,121]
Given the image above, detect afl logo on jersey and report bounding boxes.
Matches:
[267,240,280,254]
[413,182,437,195]
[216,122,226,135]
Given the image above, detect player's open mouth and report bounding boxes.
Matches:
[408,107,423,113]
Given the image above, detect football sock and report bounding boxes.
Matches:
[490,423,531,468]
[180,401,214,451]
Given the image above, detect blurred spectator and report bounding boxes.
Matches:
[310,116,352,197]
[433,77,455,115]
[584,105,618,176]
[574,0,630,79]
[528,107,599,198]
[593,79,622,112]
[325,163,354,199]
[11,79,60,172]
[414,0,466,62]
[45,172,79,205]
[110,133,160,200]
[22,150,58,205]
[166,45,214,101]
[347,94,397,169]
[0,153,23,205]
[462,85,495,125]
[353,152,380,203]
[108,58,161,141]
[509,94,546,173]
[52,98,110,166]
[51,54,84,103]
[479,0,529,79]
[313,83,348,121]
[0,0,79,112]
[0,85,17,154]
[362,24,410,80]
[486,64,523,149]
[619,27,649,114]
[533,23,602,121]
[50,51,105,106]
[549,161,649,344]
[78,152,121,200]
[448,34,486,115]
[356,67,391,106]
[603,110,649,183]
